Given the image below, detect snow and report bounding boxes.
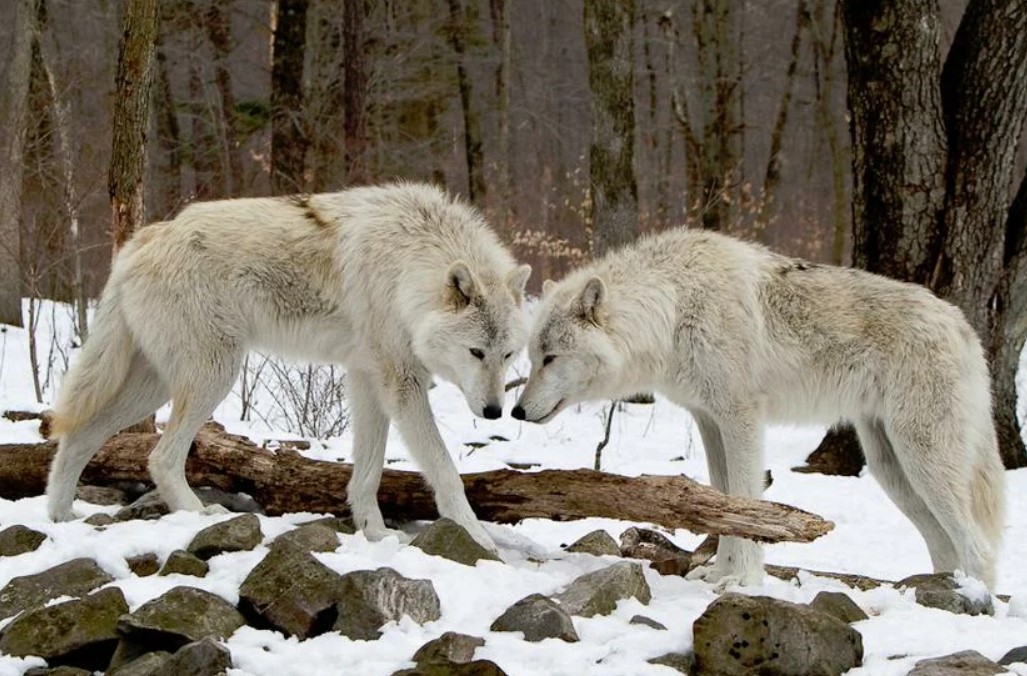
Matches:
[1,301,1026,675]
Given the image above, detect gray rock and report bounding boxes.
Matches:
[118,586,245,650]
[810,591,869,624]
[303,516,356,535]
[159,550,209,578]
[647,652,694,674]
[905,650,1006,675]
[412,632,485,665]
[692,593,863,676]
[76,485,129,506]
[999,645,1027,665]
[564,530,620,557]
[0,587,127,671]
[238,541,344,638]
[489,594,579,643]
[107,651,172,676]
[159,637,233,675]
[270,523,340,553]
[553,562,651,618]
[115,491,170,521]
[187,514,263,560]
[84,513,116,528]
[0,525,47,557]
[619,527,691,577]
[24,667,92,676]
[0,557,113,621]
[897,573,994,616]
[127,553,161,577]
[629,614,667,630]
[334,568,442,640]
[391,660,508,676]
[411,518,501,566]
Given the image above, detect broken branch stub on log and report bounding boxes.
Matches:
[0,423,833,544]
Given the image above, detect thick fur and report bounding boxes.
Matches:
[48,183,531,552]
[516,228,1005,588]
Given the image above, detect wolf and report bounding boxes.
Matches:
[512,228,1005,588]
[46,182,531,552]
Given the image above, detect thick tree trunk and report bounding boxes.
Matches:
[343,0,368,185]
[110,0,160,251]
[205,0,244,197]
[0,424,834,544]
[0,0,38,326]
[270,0,310,194]
[447,0,486,204]
[153,31,182,219]
[584,0,638,255]
[489,0,512,225]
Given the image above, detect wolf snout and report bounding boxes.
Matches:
[483,403,502,420]
[511,404,526,420]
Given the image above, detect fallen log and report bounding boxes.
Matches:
[0,423,833,544]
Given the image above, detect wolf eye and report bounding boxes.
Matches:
[542,355,556,367]
[503,351,513,360]
[470,348,485,360]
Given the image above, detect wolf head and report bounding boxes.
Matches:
[513,275,625,423]
[413,261,531,419]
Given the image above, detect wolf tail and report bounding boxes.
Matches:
[971,434,1006,551]
[50,280,136,439]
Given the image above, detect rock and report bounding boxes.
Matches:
[270,523,339,553]
[647,652,694,674]
[115,491,170,521]
[692,593,863,676]
[629,615,667,630]
[411,518,501,566]
[160,637,233,675]
[159,550,209,578]
[999,645,1027,665]
[0,587,127,671]
[553,562,651,618]
[303,516,356,535]
[0,525,47,557]
[334,568,442,640]
[193,486,264,515]
[187,514,263,560]
[412,632,485,665]
[490,594,579,643]
[127,553,161,577]
[24,667,93,676]
[810,591,869,624]
[391,660,507,676]
[84,513,116,528]
[117,586,245,653]
[906,650,1006,675]
[897,573,994,616]
[0,558,114,621]
[76,485,129,506]
[619,527,691,577]
[564,530,620,557]
[107,651,172,676]
[238,541,344,638]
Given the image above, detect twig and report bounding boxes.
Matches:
[594,401,617,470]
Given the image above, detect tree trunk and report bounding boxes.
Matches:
[0,424,834,544]
[270,0,310,195]
[447,0,486,204]
[205,0,244,197]
[489,0,512,225]
[110,0,160,251]
[153,29,183,219]
[0,0,38,326]
[584,0,638,256]
[343,0,368,185]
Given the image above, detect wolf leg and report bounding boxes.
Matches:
[47,353,169,521]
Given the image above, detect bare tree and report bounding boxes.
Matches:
[343,0,368,185]
[447,0,486,204]
[270,0,310,195]
[0,0,39,326]
[110,0,160,250]
[584,0,638,255]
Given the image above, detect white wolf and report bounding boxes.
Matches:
[47,182,531,552]
[513,228,1005,588]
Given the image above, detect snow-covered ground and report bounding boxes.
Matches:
[1,301,1026,676]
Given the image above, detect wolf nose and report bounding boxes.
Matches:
[511,405,525,420]
[483,404,502,419]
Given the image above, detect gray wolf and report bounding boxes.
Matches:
[47,183,531,552]
[512,228,1004,588]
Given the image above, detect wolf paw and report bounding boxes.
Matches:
[362,525,411,544]
[456,519,499,555]
[201,503,232,516]
[49,507,85,522]
[687,564,763,590]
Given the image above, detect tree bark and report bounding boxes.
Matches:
[446,0,486,205]
[205,0,244,197]
[343,0,368,185]
[584,0,639,256]
[270,0,310,194]
[0,424,834,544]
[0,0,38,326]
[489,0,512,226]
[153,28,183,219]
[110,0,160,251]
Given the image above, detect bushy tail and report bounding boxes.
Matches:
[971,438,1006,550]
[50,282,135,438]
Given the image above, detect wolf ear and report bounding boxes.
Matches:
[506,264,532,301]
[446,260,480,309]
[574,276,606,325]
[542,279,557,297]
